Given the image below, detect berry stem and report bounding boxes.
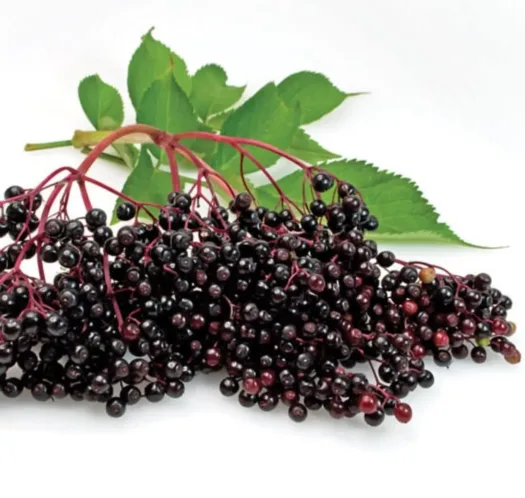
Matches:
[76,125,163,176]
[24,140,73,151]
[165,146,181,193]
[171,131,313,174]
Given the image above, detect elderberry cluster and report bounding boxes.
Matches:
[0,171,519,426]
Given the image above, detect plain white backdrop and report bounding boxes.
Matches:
[0,1,524,497]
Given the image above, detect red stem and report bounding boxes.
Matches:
[77,125,163,176]
[165,146,181,193]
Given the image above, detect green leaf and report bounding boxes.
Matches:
[137,73,200,162]
[112,148,190,222]
[128,29,191,110]
[287,128,339,164]
[190,64,245,121]
[212,83,300,174]
[253,159,471,246]
[191,121,218,163]
[278,71,355,125]
[78,75,137,168]
[206,109,234,130]
[112,144,139,169]
[112,147,155,223]
[78,74,124,130]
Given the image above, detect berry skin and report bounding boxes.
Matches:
[434,350,452,367]
[31,382,50,402]
[2,378,23,398]
[310,199,327,217]
[394,403,412,423]
[120,386,141,405]
[58,245,80,268]
[364,409,385,427]
[106,398,127,418]
[220,377,239,397]
[166,380,185,399]
[492,318,509,335]
[85,208,107,228]
[116,202,137,221]
[433,329,449,348]
[419,267,436,284]
[400,266,418,283]
[288,403,308,422]
[402,301,418,316]
[238,390,257,408]
[301,215,317,233]
[4,185,24,199]
[312,173,334,193]
[358,392,378,414]
[243,377,262,395]
[45,313,68,337]
[145,382,165,402]
[417,370,434,388]
[471,347,487,364]
[377,251,395,268]
[504,348,521,365]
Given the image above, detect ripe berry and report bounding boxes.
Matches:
[471,347,487,364]
[85,208,107,228]
[145,382,165,402]
[434,350,452,367]
[288,403,308,422]
[310,199,327,217]
[116,202,137,221]
[106,398,127,418]
[220,377,239,396]
[364,409,385,427]
[312,173,334,192]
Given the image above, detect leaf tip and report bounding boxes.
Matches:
[143,26,155,40]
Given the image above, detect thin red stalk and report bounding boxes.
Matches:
[82,176,162,212]
[239,154,256,203]
[77,180,93,211]
[165,146,181,193]
[14,181,70,270]
[171,131,313,174]
[102,252,124,330]
[229,142,304,215]
[0,167,78,208]
[171,142,236,199]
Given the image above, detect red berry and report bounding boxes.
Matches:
[394,402,413,423]
[461,318,476,336]
[492,318,509,335]
[206,348,221,367]
[411,344,426,359]
[243,377,261,395]
[260,369,276,387]
[281,389,298,406]
[358,392,378,414]
[308,274,326,293]
[348,328,363,346]
[121,322,140,341]
[433,329,449,348]
[446,313,459,327]
[402,301,418,316]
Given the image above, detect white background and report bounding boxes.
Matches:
[1,1,524,496]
